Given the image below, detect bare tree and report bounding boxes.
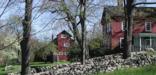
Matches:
[45,0,88,64]
[20,0,33,74]
[79,0,87,64]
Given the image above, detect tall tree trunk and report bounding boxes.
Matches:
[123,0,134,58]
[61,0,88,64]
[20,0,33,75]
[80,0,87,64]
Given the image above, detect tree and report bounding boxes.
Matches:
[122,0,135,59]
[20,0,33,74]
[0,0,16,29]
[79,0,87,64]
[8,15,23,41]
[45,0,88,64]
[33,41,57,62]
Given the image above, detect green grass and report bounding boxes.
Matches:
[0,65,20,75]
[94,64,156,75]
[0,61,70,75]
[30,61,70,67]
[1,62,156,75]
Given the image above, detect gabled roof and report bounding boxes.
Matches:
[57,30,72,37]
[52,30,73,45]
[102,6,156,20]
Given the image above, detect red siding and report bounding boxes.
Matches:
[57,34,72,51]
[58,55,68,61]
[111,19,156,49]
[152,22,156,33]
[111,20,124,48]
[56,32,73,61]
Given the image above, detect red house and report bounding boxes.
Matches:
[101,6,156,51]
[53,30,73,61]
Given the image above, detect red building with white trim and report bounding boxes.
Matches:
[53,30,73,61]
[101,6,156,51]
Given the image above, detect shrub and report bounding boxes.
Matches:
[88,37,104,57]
[33,42,57,62]
[68,44,81,62]
[0,50,19,66]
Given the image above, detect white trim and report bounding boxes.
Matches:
[63,42,70,48]
[120,37,124,48]
[61,34,66,38]
[145,21,152,32]
[121,21,124,31]
[150,36,152,48]
[139,33,156,37]
[140,36,142,51]
[107,23,111,33]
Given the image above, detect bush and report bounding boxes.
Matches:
[88,37,104,57]
[33,42,57,62]
[68,44,81,62]
[0,50,19,66]
[68,37,104,61]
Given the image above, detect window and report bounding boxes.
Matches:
[121,21,124,31]
[144,37,152,48]
[120,37,124,48]
[145,39,150,46]
[106,23,111,33]
[63,42,70,48]
[145,21,152,32]
[61,34,66,38]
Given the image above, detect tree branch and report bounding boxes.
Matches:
[0,0,11,18]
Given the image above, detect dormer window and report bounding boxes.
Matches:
[145,21,152,32]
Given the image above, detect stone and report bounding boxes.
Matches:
[30,53,156,75]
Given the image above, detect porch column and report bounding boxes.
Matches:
[150,35,152,48]
[139,36,142,51]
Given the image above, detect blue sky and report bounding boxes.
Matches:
[0,0,156,40]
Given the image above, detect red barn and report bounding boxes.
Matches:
[53,30,73,61]
[101,6,156,51]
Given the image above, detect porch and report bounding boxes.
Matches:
[132,33,156,52]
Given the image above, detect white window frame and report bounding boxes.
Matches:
[61,34,66,38]
[121,21,124,31]
[63,42,70,48]
[145,21,152,32]
[145,39,150,47]
[120,37,124,48]
[106,23,111,33]
[144,37,152,48]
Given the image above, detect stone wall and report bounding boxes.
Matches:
[30,52,156,75]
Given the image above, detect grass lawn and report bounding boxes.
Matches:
[95,64,156,75]
[0,61,70,75]
[30,61,70,67]
[0,65,20,75]
[1,62,156,75]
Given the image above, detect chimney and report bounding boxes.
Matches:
[117,0,124,7]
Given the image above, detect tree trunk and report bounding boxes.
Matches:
[123,0,134,59]
[20,0,33,75]
[61,0,87,64]
[80,0,87,64]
